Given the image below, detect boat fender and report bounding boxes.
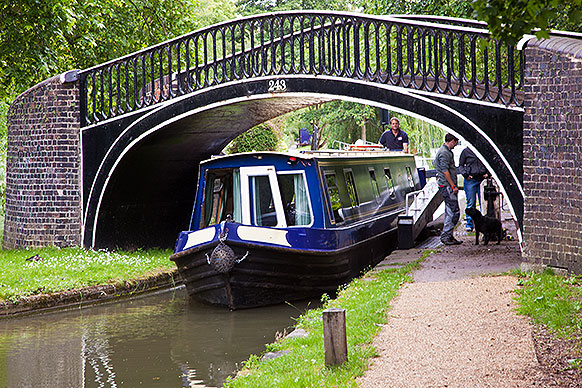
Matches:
[205,221,249,273]
[206,242,237,273]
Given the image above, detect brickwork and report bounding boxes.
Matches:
[522,37,582,274]
[3,72,82,249]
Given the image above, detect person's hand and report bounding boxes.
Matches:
[452,185,459,195]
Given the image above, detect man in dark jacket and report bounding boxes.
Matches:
[458,147,489,231]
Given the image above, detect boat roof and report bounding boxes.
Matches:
[205,149,413,165]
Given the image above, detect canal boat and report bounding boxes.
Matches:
[170,149,425,309]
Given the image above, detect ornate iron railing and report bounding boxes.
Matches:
[78,11,525,127]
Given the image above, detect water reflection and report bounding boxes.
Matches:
[0,287,316,388]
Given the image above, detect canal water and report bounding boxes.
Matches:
[0,287,316,388]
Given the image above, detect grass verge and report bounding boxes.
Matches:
[0,246,174,302]
[514,269,582,368]
[514,269,582,338]
[224,257,424,388]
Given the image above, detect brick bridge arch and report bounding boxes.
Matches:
[3,12,581,273]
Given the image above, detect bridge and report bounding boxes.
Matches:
[4,11,582,274]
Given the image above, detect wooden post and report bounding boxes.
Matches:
[323,308,348,366]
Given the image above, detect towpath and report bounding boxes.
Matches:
[358,213,581,387]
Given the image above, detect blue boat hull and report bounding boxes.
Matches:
[170,225,398,309]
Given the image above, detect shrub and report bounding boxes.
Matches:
[225,123,279,154]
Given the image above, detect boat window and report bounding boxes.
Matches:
[277,173,312,226]
[201,169,236,228]
[240,166,286,228]
[250,175,278,227]
[344,169,359,207]
[324,173,344,223]
[369,168,380,202]
[406,166,415,189]
[384,168,396,199]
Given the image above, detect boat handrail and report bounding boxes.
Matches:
[300,149,405,157]
[405,180,439,216]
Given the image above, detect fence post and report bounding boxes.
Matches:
[323,308,348,366]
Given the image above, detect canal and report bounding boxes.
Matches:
[0,286,316,387]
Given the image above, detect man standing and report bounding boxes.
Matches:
[458,147,489,232]
[379,117,409,152]
[434,133,462,245]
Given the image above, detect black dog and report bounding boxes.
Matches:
[465,207,503,245]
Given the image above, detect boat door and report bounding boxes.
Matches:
[240,166,286,228]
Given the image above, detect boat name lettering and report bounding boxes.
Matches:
[268,79,287,93]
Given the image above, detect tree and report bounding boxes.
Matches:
[0,0,236,100]
[472,0,582,45]
[363,0,473,19]
[284,101,383,149]
[0,0,74,99]
[362,0,582,45]
[394,114,444,159]
[225,123,281,153]
[236,0,344,15]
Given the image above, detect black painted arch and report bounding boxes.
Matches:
[83,76,523,249]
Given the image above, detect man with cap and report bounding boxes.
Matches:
[379,117,409,152]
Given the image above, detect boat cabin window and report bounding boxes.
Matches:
[383,168,396,199]
[277,173,312,226]
[201,169,238,228]
[250,175,278,226]
[369,168,380,202]
[239,166,312,228]
[406,166,415,189]
[324,172,344,224]
[344,169,359,207]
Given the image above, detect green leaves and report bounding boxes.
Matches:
[284,101,383,149]
[225,123,281,154]
[472,0,582,45]
[0,0,237,101]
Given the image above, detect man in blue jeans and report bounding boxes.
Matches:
[434,133,462,245]
[458,147,489,232]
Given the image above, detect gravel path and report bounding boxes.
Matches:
[357,276,536,388]
[358,213,537,388]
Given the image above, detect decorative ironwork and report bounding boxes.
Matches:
[78,11,525,127]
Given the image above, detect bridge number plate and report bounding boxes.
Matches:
[268,79,287,93]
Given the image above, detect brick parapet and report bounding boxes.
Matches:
[3,72,82,249]
[522,37,582,274]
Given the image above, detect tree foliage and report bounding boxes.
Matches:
[472,0,582,45]
[363,0,473,19]
[0,0,236,100]
[363,0,582,45]
[236,0,355,16]
[393,114,444,158]
[284,101,382,150]
[225,123,281,154]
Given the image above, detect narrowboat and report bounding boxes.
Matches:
[170,149,425,309]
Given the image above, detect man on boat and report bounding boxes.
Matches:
[434,133,463,246]
[379,117,409,152]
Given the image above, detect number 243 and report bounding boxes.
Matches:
[268,79,287,92]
